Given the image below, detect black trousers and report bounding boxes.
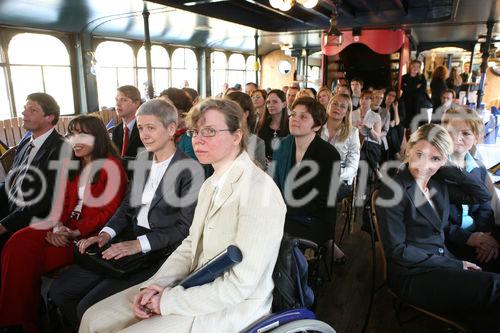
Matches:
[389,268,500,332]
[49,260,163,329]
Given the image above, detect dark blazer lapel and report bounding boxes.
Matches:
[148,149,182,211]
[429,178,448,226]
[126,122,141,156]
[13,139,31,168]
[401,169,442,231]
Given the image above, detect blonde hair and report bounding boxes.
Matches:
[186,98,248,152]
[296,89,315,99]
[405,123,453,161]
[327,93,353,142]
[442,107,484,143]
[317,86,333,103]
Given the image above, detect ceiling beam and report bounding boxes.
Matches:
[320,0,356,18]
[183,0,228,6]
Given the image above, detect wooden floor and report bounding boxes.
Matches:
[314,208,455,333]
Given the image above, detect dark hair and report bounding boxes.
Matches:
[256,89,288,135]
[432,66,448,81]
[245,82,257,88]
[360,90,373,99]
[27,92,60,125]
[160,88,193,112]
[410,60,422,66]
[291,97,327,128]
[351,77,364,86]
[117,85,141,102]
[67,115,119,182]
[225,91,257,134]
[182,87,199,103]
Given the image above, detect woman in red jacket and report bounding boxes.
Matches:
[0,115,127,333]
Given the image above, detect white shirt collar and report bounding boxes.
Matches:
[124,118,136,133]
[30,127,55,150]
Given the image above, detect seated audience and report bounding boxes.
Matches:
[321,93,360,263]
[317,86,333,110]
[383,89,405,161]
[79,98,286,333]
[371,89,389,162]
[244,82,258,96]
[112,85,144,159]
[273,97,341,245]
[357,91,382,175]
[0,93,65,251]
[182,87,199,105]
[49,99,201,329]
[443,108,499,272]
[335,84,351,96]
[225,92,266,170]
[250,89,267,131]
[376,123,500,332]
[256,89,290,161]
[350,78,363,109]
[286,86,299,111]
[0,115,127,333]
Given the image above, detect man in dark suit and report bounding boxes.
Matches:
[112,85,144,159]
[0,92,65,251]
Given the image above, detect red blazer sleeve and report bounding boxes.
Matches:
[68,156,128,237]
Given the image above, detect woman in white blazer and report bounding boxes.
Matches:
[79,98,287,333]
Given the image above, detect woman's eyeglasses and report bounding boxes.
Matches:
[186,127,232,138]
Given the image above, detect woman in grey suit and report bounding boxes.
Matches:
[79,98,286,333]
[376,123,500,332]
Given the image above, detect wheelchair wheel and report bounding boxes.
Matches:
[269,319,336,333]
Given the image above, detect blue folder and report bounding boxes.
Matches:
[178,245,242,289]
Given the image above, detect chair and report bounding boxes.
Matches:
[244,237,336,333]
[367,190,469,333]
[0,145,17,175]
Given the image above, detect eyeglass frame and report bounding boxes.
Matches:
[186,127,234,138]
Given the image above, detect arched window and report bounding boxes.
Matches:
[8,33,74,116]
[95,41,135,108]
[210,51,227,97]
[227,53,246,88]
[0,50,11,120]
[171,48,197,89]
[137,45,170,96]
[245,55,260,86]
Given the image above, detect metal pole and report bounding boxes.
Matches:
[254,31,259,86]
[142,2,154,99]
[304,49,309,88]
[477,20,494,108]
[446,54,453,70]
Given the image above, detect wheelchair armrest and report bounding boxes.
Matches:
[294,238,319,252]
[244,308,316,333]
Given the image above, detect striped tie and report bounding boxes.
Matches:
[10,141,34,202]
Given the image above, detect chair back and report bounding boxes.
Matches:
[0,145,17,176]
[370,189,387,281]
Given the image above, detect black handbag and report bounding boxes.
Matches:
[73,239,169,279]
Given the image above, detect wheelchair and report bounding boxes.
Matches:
[244,237,336,333]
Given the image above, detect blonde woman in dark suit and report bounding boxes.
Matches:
[376,123,500,332]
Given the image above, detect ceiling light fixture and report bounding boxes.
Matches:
[325,3,343,46]
[269,0,319,11]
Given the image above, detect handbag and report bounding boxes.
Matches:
[73,238,170,279]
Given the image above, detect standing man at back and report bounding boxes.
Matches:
[112,85,144,159]
[0,93,65,250]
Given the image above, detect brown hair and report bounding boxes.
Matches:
[27,92,60,125]
[225,91,257,134]
[448,66,463,87]
[251,89,267,101]
[186,98,248,152]
[159,88,193,113]
[117,85,141,103]
[432,66,448,81]
[291,97,327,128]
[256,89,289,136]
[317,86,333,104]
